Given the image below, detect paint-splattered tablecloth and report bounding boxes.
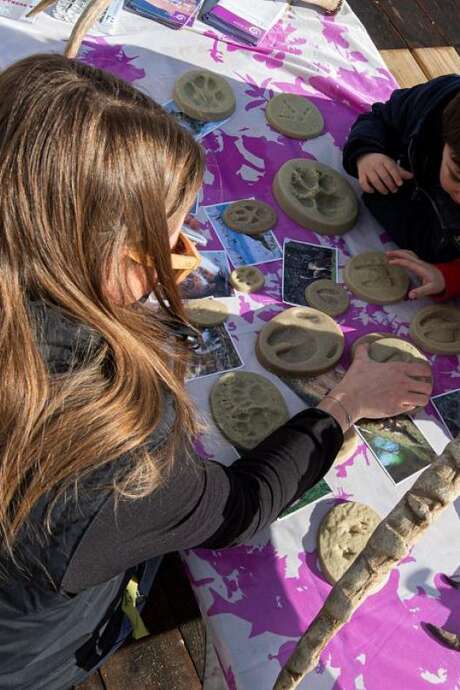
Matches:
[1,4,458,689]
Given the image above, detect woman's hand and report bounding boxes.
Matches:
[386,249,446,299]
[356,153,413,194]
[317,344,432,430]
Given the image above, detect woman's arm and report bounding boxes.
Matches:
[62,345,432,594]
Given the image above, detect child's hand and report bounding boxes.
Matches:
[386,249,446,299]
[357,153,413,194]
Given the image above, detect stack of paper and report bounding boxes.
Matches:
[125,0,202,29]
[200,0,288,45]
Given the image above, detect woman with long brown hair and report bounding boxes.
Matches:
[0,53,432,689]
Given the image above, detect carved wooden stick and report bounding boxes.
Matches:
[291,0,343,15]
[65,0,112,58]
[274,437,460,690]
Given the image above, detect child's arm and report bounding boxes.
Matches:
[387,249,460,300]
[343,76,460,180]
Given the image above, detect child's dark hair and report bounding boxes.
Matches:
[443,91,460,164]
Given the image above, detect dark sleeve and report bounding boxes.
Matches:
[343,77,459,177]
[62,408,342,593]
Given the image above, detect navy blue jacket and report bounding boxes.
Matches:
[343,75,460,271]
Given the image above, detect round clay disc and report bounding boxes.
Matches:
[351,332,388,359]
[305,279,350,317]
[344,251,410,304]
[185,298,229,327]
[210,371,289,450]
[173,70,236,122]
[335,428,360,464]
[273,159,358,235]
[223,200,277,236]
[317,501,381,585]
[256,306,344,377]
[230,266,265,293]
[410,304,460,355]
[368,337,429,366]
[266,93,324,140]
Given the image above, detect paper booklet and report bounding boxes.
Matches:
[200,0,288,45]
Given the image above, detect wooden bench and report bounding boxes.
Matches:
[380,46,460,87]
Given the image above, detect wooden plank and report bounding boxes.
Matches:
[413,0,460,48]
[99,630,202,690]
[157,554,206,682]
[346,0,406,50]
[76,670,106,690]
[375,0,445,49]
[412,47,460,79]
[379,49,428,88]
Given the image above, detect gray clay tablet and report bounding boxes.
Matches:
[410,304,460,355]
[223,200,277,236]
[318,502,381,585]
[210,371,289,450]
[368,337,429,366]
[273,159,358,235]
[256,306,344,377]
[266,93,324,140]
[185,298,229,327]
[351,332,388,359]
[230,266,265,293]
[344,251,410,304]
[173,70,236,122]
[305,279,350,317]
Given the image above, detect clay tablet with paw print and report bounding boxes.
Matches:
[266,93,324,140]
[344,251,410,304]
[256,306,344,377]
[174,70,236,122]
[273,159,358,235]
[410,304,460,354]
[210,371,289,450]
[223,199,277,236]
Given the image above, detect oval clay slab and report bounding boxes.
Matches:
[256,306,344,377]
[318,501,381,585]
[266,93,324,140]
[173,70,236,122]
[344,251,410,304]
[305,279,350,317]
[185,298,229,327]
[410,304,460,355]
[223,199,277,236]
[210,371,289,451]
[273,159,358,235]
[230,266,265,293]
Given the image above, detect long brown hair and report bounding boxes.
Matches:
[0,53,204,564]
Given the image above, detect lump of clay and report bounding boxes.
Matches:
[305,279,350,317]
[223,199,277,236]
[230,266,265,293]
[256,306,344,377]
[266,93,324,140]
[210,371,289,450]
[173,70,236,122]
[185,298,229,327]
[273,159,358,235]
[344,251,410,304]
[410,304,460,355]
[318,501,381,585]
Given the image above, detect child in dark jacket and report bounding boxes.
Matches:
[343,75,460,301]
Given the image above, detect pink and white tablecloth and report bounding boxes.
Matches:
[1,4,458,689]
